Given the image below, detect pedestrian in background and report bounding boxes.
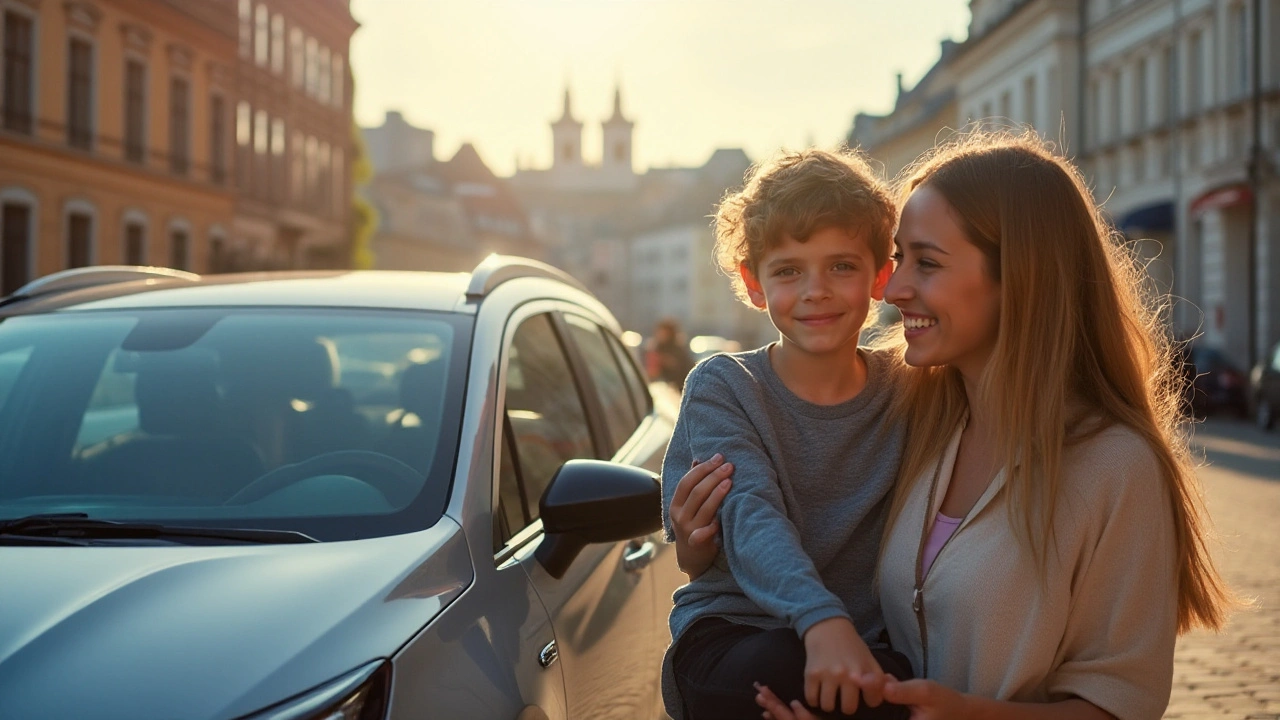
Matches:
[646,317,696,390]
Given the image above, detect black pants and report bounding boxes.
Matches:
[673,618,912,720]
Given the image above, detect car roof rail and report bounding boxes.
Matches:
[6,265,201,302]
[465,254,589,300]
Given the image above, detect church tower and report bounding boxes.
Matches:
[601,85,634,174]
[551,87,583,169]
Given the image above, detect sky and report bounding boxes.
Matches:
[349,1,971,176]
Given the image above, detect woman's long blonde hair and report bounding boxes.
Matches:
[883,130,1230,633]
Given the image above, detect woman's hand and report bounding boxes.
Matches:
[670,454,733,579]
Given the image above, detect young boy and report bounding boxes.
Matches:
[660,149,912,720]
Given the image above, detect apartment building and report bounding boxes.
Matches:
[0,0,236,290]
[853,0,1280,368]
[227,0,356,271]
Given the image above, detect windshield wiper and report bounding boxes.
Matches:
[0,513,318,544]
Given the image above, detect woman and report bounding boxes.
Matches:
[670,132,1231,719]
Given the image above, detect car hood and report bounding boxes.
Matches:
[0,517,471,720]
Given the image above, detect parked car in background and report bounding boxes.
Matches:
[1184,343,1250,418]
[1251,341,1280,431]
[0,257,682,720]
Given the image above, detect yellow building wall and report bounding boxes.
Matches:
[1,0,234,276]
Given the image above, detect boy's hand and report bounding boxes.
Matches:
[801,617,884,715]
[670,454,733,579]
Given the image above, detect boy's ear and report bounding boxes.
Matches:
[739,263,767,309]
[870,260,893,301]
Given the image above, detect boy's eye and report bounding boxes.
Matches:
[773,267,799,277]
[832,262,855,272]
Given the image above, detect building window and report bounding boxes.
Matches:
[318,46,331,105]
[3,11,34,134]
[319,140,331,209]
[999,90,1011,120]
[253,110,268,155]
[1,196,33,295]
[290,131,303,201]
[238,0,252,59]
[289,27,303,88]
[124,59,146,163]
[123,219,146,265]
[332,147,344,211]
[305,135,318,202]
[332,54,344,108]
[1231,4,1249,98]
[305,36,317,97]
[1189,30,1204,114]
[270,14,284,74]
[67,37,94,150]
[66,211,93,269]
[254,3,269,67]
[271,117,285,198]
[1136,57,1149,132]
[1160,45,1175,125]
[169,77,190,175]
[1110,69,1122,141]
[170,227,189,271]
[1023,74,1037,127]
[210,95,227,184]
[236,101,251,189]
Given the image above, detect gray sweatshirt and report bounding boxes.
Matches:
[660,345,908,718]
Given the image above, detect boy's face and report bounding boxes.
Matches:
[740,226,891,357]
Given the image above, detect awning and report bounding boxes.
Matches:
[1117,201,1174,235]
[1190,183,1253,215]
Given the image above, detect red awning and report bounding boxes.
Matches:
[1190,183,1253,214]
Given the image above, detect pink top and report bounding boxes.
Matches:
[921,512,962,577]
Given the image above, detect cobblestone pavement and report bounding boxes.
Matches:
[1164,419,1280,719]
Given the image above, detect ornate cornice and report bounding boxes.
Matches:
[63,1,102,33]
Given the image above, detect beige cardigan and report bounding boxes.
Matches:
[879,422,1179,720]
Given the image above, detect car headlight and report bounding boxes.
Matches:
[240,660,391,720]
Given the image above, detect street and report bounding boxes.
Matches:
[1166,420,1280,719]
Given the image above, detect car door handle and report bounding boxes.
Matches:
[622,541,656,572]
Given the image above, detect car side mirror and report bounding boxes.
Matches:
[535,459,661,579]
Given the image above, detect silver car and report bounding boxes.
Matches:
[0,256,683,720]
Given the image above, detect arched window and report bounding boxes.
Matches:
[208,224,228,273]
[121,209,148,265]
[0,187,37,295]
[63,198,97,269]
[167,217,192,271]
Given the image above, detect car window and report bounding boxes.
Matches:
[0,346,33,410]
[494,417,529,551]
[607,330,652,419]
[0,309,470,542]
[562,313,639,455]
[501,313,593,530]
[1272,343,1280,373]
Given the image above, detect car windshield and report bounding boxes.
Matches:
[0,307,470,541]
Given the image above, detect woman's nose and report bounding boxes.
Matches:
[884,268,910,305]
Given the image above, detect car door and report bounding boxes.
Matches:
[557,312,684,707]
[495,308,658,720]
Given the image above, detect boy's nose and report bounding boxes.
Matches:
[800,275,831,301]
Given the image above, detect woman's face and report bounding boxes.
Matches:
[885,184,1002,382]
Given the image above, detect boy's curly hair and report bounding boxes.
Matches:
[713,148,898,306]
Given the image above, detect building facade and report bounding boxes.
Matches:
[0,0,237,291]
[853,0,1280,369]
[227,0,356,271]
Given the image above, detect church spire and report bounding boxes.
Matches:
[605,84,629,125]
[555,87,577,125]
